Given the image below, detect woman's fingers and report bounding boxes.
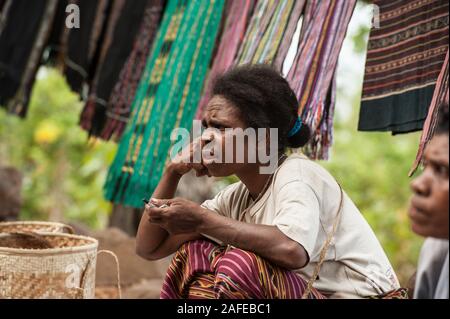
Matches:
[191,137,210,178]
[150,198,173,206]
[201,129,215,144]
[170,136,212,178]
[146,204,170,224]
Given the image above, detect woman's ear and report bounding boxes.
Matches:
[256,127,273,156]
[265,128,271,150]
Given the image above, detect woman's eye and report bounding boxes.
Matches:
[436,165,449,177]
[211,124,226,131]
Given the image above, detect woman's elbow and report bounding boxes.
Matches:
[135,242,158,261]
[135,246,150,260]
[282,241,309,270]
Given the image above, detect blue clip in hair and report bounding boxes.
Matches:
[288,116,303,138]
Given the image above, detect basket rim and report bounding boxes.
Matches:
[0,232,98,256]
[0,220,70,228]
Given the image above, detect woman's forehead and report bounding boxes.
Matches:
[203,96,247,128]
[425,135,449,165]
[205,96,238,118]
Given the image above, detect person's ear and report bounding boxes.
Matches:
[265,128,271,150]
[255,127,271,156]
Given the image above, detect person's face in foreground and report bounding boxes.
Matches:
[409,134,449,239]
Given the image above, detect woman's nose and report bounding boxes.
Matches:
[410,172,431,197]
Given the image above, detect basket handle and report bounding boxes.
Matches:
[75,249,122,299]
[96,250,122,299]
[62,224,75,234]
[77,249,122,299]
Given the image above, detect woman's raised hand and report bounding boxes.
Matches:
[168,137,210,177]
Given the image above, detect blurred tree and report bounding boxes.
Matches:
[0,68,117,229]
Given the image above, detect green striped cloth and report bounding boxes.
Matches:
[104,0,225,207]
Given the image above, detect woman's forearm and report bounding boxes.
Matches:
[136,166,182,258]
[198,209,308,270]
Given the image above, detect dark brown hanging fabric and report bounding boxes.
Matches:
[359,0,449,135]
[79,0,150,138]
[0,0,7,13]
[44,0,69,66]
[97,0,166,141]
[0,0,58,117]
[0,1,13,38]
[62,0,111,96]
[0,0,162,122]
[0,0,46,110]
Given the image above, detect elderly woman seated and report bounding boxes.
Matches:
[136,65,401,299]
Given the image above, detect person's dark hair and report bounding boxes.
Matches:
[435,101,449,136]
[212,64,311,150]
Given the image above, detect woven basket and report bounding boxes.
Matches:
[0,232,98,299]
[0,221,74,234]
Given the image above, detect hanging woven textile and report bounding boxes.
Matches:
[286,0,356,159]
[79,0,152,138]
[234,0,306,66]
[409,50,449,176]
[358,0,449,135]
[97,0,165,141]
[194,0,256,119]
[62,0,111,96]
[0,0,6,12]
[0,0,59,117]
[104,0,225,207]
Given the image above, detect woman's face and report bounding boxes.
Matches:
[409,134,449,239]
[201,95,254,177]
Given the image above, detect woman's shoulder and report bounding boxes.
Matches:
[201,181,247,216]
[273,153,338,191]
[214,180,248,200]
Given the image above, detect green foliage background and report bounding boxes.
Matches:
[0,69,117,229]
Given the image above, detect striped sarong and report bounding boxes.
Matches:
[235,0,305,67]
[359,0,449,134]
[160,240,325,299]
[194,0,256,119]
[196,0,355,160]
[286,0,356,160]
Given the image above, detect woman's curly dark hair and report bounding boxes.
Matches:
[212,64,311,151]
